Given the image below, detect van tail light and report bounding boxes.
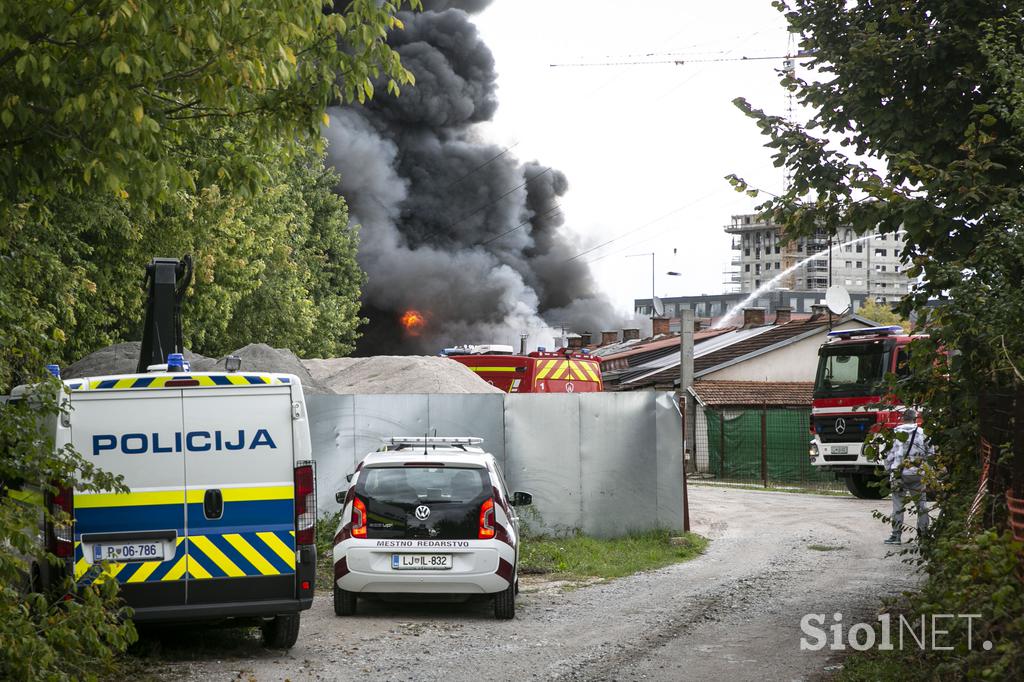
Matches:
[50,483,75,558]
[294,462,316,546]
[351,497,367,539]
[479,498,495,540]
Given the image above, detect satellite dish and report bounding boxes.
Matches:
[825,285,852,315]
[652,296,665,317]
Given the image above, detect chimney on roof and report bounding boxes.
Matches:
[567,334,583,350]
[774,307,792,324]
[601,330,619,346]
[693,318,703,332]
[652,317,670,336]
[578,332,592,347]
[622,328,640,341]
[742,307,766,328]
[810,304,829,320]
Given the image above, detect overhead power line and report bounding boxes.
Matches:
[478,204,563,247]
[549,50,814,69]
[446,142,520,190]
[564,190,721,264]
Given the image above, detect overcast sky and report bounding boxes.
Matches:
[473,0,795,314]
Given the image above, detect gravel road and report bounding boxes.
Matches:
[148,486,921,681]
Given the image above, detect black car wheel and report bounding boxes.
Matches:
[334,584,357,616]
[494,582,515,620]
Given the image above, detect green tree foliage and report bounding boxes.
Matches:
[856,299,908,330]
[49,142,365,361]
[0,383,136,680]
[731,1,1024,677]
[0,2,417,676]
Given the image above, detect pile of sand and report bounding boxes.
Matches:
[64,343,500,395]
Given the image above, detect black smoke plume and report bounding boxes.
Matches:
[324,2,619,354]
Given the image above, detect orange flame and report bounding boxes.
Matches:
[400,309,428,336]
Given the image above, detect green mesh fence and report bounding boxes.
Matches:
[702,407,842,491]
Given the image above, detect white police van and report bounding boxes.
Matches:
[332,437,532,619]
[36,354,316,647]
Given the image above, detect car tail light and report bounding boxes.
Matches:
[50,483,74,558]
[351,497,367,539]
[479,498,495,540]
[294,462,316,546]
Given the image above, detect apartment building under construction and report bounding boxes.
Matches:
[724,213,912,303]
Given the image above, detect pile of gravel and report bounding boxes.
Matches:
[64,342,212,379]
[63,343,499,395]
[301,355,503,395]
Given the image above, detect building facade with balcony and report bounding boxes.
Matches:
[724,213,911,303]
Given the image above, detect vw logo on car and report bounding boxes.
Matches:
[835,417,847,435]
[414,505,431,520]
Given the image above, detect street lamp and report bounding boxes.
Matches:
[626,252,656,318]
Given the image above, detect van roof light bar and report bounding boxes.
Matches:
[827,325,904,339]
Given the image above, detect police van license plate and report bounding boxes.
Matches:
[392,553,452,570]
[94,542,164,563]
[831,446,849,455]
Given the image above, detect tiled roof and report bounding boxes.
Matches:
[691,380,813,407]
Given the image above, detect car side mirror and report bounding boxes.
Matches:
[345,473,353,483]
[335,490,346,504]
[510,491,533,507]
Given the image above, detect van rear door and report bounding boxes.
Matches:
[71,388,188,609]
[181,384,297,605]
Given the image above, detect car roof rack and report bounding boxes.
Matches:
[382,436,485,451]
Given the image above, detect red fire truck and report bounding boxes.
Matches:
[444,344,603,393]
[809,325,924,498]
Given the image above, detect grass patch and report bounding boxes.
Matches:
[833,647,926,682]
[808,544,845,551]
[519,529,707,580]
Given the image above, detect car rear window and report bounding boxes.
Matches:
[356,466,490,540]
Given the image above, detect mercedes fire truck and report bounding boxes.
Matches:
[809,325,924,498]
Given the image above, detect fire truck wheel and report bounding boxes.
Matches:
[844,473,886,499]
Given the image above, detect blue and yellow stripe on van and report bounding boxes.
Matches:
[74,485,296,585]
[72,374,290,391]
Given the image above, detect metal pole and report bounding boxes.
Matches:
[651,253,656,320]
[719,410,726,479]
[680,309,694,532]
[827,235,833,331]
[761,403,768,488]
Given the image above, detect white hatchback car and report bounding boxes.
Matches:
[332,437,532,619]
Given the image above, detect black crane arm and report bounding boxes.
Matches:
[136,256,193,373]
